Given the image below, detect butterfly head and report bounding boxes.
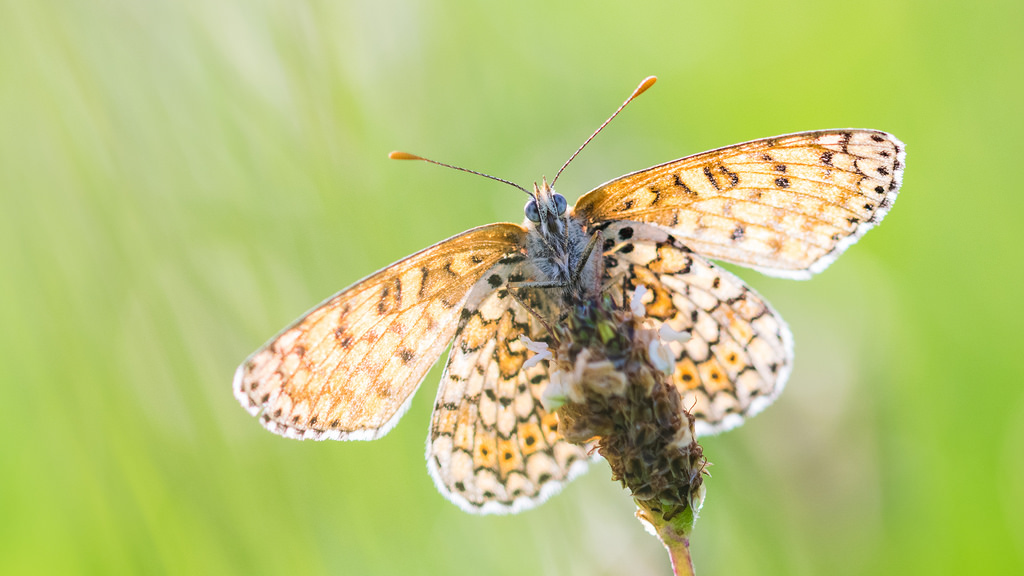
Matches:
[523,177,598,298]
[525,177,568,237]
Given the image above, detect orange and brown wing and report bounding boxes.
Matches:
[575,130,905,279]
[233,223,527,441]
[599,221,793,436]
[427,262,591,514]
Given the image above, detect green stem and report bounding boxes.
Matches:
[635,499,697,576]
[659,523,694,576]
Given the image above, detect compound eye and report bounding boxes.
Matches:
[524,199,540,222]
[553,193,567,215]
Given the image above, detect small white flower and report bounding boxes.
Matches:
[659,323,691,343]
[630,285,649,317]
[523,348,552,370]
[541,370,567,411]
[521,335,552,369]
[648,339,676,375]
[520,335,548,353]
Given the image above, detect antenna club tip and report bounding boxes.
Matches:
[388,151,422,160]
[634,76,658,97]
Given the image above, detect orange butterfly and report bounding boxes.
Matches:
[235,77,904,513]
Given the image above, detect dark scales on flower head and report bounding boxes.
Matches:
[552,294,707,517]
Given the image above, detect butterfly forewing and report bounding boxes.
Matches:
[576,130,905,279]
[428,261,591,513]
[234,223,526,441]
[599,221,793,436]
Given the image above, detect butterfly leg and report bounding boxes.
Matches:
[570,229,604,296]
[510,280,563,289]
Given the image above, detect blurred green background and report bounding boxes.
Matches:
[3,0,1022,574]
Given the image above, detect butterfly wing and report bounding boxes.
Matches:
[427,260,591,514]
[600,221,793,436]
[234,223,527,441]
[575,130,905,279]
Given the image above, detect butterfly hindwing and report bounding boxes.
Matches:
[428,260,591,514]
[234,223,526,441]
[599,221,793,436]
[576,130,904,279]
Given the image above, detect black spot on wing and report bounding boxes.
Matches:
[399,348,414,364]
[419,266,430,297]
[703,166,721,190]
[719,165,739,187]
[673,174,697,196]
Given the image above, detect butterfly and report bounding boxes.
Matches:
[234,77,905,514]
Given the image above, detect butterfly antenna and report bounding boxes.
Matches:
[389,151,533,197]
[550,76,657,187]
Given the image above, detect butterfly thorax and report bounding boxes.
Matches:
[523,179,600,301]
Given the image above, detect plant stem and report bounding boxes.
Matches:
[635,499,697,576]
[660,524,694,576]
